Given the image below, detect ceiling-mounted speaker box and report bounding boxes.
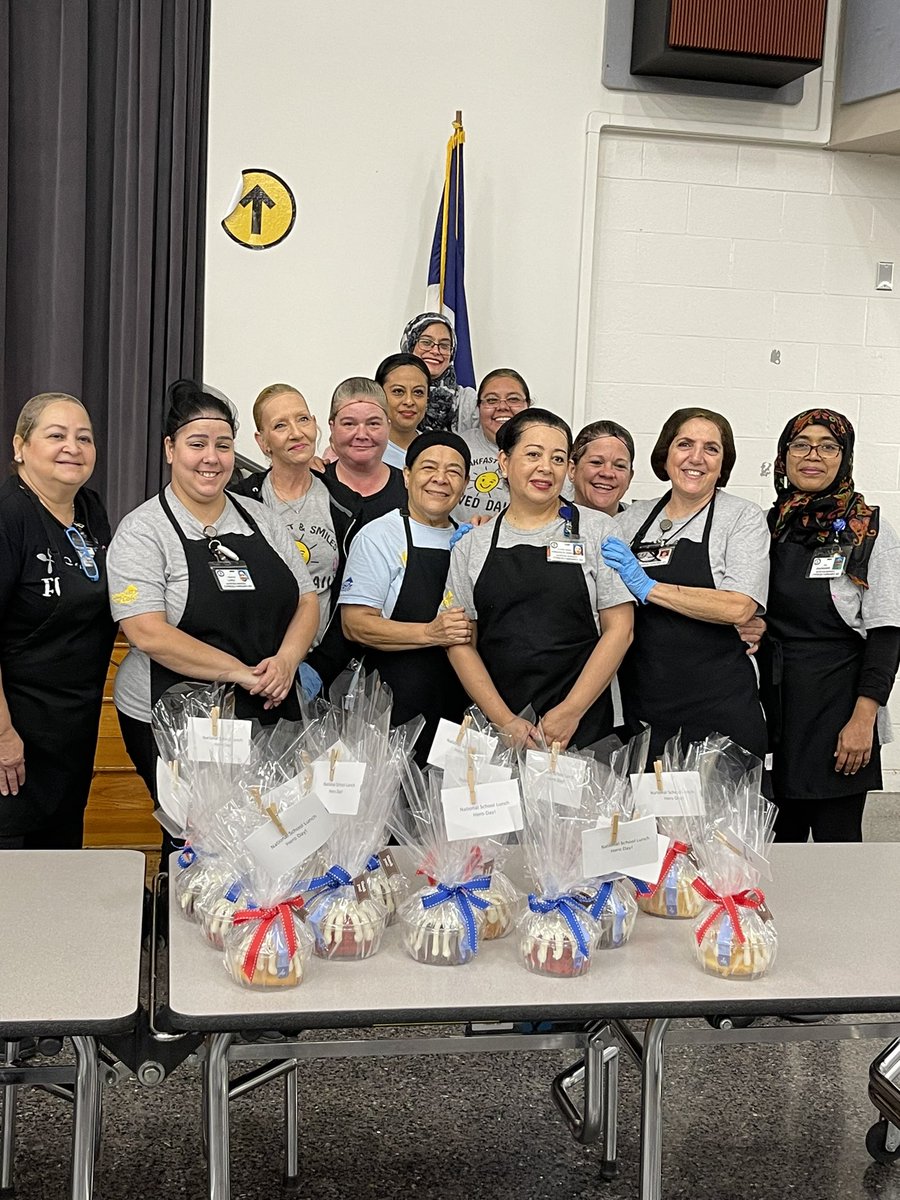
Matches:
[631,0,828,88]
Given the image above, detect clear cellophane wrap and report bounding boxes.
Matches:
[517,757,615,978]
[393,752,514,967]
[300,670,422,960]
[637,732,704,920]
[675,736,778,980]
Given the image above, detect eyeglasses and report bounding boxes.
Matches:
[480,396,528,411]
[415,336,452,354]
[786,439,842,460]
[64,525,100,581]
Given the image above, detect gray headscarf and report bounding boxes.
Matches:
[400,312,458,433]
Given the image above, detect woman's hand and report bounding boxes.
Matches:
[538,703,582,750]
[834,710,875,775]
[736,615,766,656]
[248,653,299,708]
[424,607,472,647]
[498,715,541,750]
[0,724,25,796]
[601,537,656,604]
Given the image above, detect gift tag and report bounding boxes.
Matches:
[441,779,524,842]
[208,562,256,591]
[546,539,586,563]
[807,550,847,580]
[187,716,252,763]
[581,815,669,882]
[311,759,366,815]
[155,759,189,829]
[630,770,703,817]
[427,718,497,770]
[353,873,370,902]
[377,849,400,877]
[720,826,773,881]
[259,775,303,812]
[634,542,676,567]
[526,749,589,809]
[444,754,511,790]
[244,792,335,877]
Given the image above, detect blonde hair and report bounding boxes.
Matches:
[15,393,89,443]
[252,383,308,432]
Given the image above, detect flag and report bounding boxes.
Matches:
[426,113,475,389]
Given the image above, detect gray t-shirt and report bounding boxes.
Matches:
[260,473,337,644]
[614,489,770,610]
[447,506,633,634]
[453,426,508,522]
[107,486,316,721]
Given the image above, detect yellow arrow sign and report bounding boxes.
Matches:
[222,169,296,250]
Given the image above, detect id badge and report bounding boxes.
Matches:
[547,539,586,563]
[634,541,676,568]
[806,549,847,580]
[209,561,256,591]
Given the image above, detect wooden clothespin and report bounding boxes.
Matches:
[169,759,179,781]
[550,740,561,772]
[466,747,477,806]
[266,804,288,838]
[329,746,340,782]
[249,786,264,812]
[713,829,744,857]
[210,705,219,738]
[653,760,664,792]
[610,812,620,846]
[455,714,472,745]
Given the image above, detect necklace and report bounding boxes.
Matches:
[656,498,712,546]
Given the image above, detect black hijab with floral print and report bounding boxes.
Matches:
[768,408,879,587]
[400,312,459,433]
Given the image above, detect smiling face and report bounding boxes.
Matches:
[412,322,453,379]
[665,418,723,507]
[255,390,317,469]
[404,445,468,524]
[382,366,428,437]
[499,423,570,508]
[165,415,235,510]
[569,436,633,515]
[329,400,389,469]
[478,375,529,443]
[14,400,96,498]
[784,423,843,493]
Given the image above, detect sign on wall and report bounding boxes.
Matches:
[221,169,296,250]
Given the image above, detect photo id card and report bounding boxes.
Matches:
[209,561,256,591]
[634,542,676,568]
[546,539,586,563]
[807,550,847,580]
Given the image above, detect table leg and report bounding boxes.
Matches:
[639,1018,670,1200]
[69,1036,100,1200]
[283,1063,299,1187]
[206,1033,234,1200]
[1,1040,19,1193]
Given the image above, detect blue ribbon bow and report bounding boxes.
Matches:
[177,846,196,869]
[628,877,653,897]
[527,893,593,961]
[309,864,353,892]
[421,877,491,956]
[366,855,381,873]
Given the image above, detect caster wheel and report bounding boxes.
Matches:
[866,1119,900,1165]
[706,1015,756,1031]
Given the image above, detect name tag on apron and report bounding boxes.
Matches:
[209,561,256,591]
[546,539,585,563]
[634,541,677,568]
[806,549,847,580]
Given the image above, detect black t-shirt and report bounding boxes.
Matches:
[317,462,407,533]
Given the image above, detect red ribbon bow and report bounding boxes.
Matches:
[649,840,691,894]
[232,896,305,980]
[691,879,765,946]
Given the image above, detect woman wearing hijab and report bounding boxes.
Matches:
[764,409,900,842]
[447,408,633,749]
[340,431,471,760]
[400,312,478,434]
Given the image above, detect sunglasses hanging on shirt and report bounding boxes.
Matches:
[64,524,100,582]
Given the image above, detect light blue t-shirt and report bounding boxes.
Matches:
[338,508,455,618]
[382,440,409,470]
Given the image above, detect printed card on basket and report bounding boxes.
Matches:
[187,716,253,764]
[244,793,335,877]
[427,718,498,771]
[581,815,669,883]
[526,749,589,808]
[630,770,703,818]
[155,759,189,830]
[441,780,524,842]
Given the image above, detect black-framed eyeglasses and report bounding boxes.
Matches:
[64,525,100,581]
[786,439,842,460]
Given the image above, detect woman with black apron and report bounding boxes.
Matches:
[339,432,471,762]
[763,409,900,842]
[107,381,319,829]
[0,393,116,849]
[446,409,634,749]
[603,408,770,763]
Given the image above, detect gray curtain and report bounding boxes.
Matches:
[0,0,210,524]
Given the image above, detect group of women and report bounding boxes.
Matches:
[1,309,898,854]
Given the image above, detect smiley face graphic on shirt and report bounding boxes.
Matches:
[295,539,311,564]
[474,470,499,494]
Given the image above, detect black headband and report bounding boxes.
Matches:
[405,430,471,475]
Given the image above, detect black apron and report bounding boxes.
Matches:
[363,512,468,762]
[618,492,767,763]
[150,491,302,723]
[764,538,880,798]
[472,506,613,748]
[0,493,116,837]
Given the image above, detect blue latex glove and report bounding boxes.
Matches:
[298,661,323,701]
[601,536,656,604]
[449,522,474,549]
